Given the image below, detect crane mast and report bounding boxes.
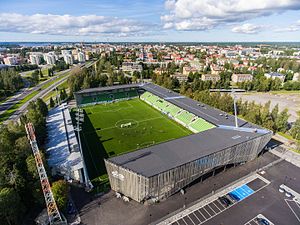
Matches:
[25,123,66,225]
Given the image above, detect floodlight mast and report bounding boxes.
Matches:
[232,89,239,128]
[75,107,93,190]
[25,123,67,225]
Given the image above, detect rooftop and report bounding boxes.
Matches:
[46,103,83,177]
[76,83,139,94]
[107,127,270,177]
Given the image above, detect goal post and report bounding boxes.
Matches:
[120,122,132,128]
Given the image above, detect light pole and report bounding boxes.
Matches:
[55,87,61,105]
[75,107,93,190]
[232,89,238,128]
[283,176,293,186]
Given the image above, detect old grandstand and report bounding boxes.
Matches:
[74,83,272,203]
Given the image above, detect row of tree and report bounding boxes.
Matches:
[67,62,132,97]
[254,57,300,74]
[0,69,23,98]
[237,77,300,91]
[14,64,39,72]
[0,98,70,225]
[53,60,69,72]
[180,89,289,133]
[0,99,48,225]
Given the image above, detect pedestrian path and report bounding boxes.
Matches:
[270,146,300,168]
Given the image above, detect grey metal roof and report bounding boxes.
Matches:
[75,83,140,94]
[107,127,269,177]
[142,83,248,127]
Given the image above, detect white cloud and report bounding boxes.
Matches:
[0,13,148,36]
[274,20,300,32]
[231,23,263,34]
[162,0,300,31]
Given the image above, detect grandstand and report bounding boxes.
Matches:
[78,85,139,106]
[175,110,195,126]
[189,118,215,133]
[74,83,273,203]
[140,91,215,133]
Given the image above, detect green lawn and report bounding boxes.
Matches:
[80,98,192,179]
[42,80,69,104]
[0,90,39,123]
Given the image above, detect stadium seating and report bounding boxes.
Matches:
[128,90,138,98]
[81,96,95,104]
[141,91,215,133]
[189,118,215,133]
[81,90,139,105]
[113,92,127,100]
[175,111,195,125]
[164,104,181,117]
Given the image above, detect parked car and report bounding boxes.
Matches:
[256,217,270,225]
[218,196,233,207]
[228,193,240,202]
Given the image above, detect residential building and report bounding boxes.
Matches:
[154,67,167,75]
[210,65,223,75]
[3,56,17,65]
[293,73,300,82]
[77,52,85,63]
[121,62,143,73]
[182,66,198,76]
[30,54,43,65]
[171,73,188,82]
[201,74,221,83]
[61,49,72,55]
[43,53,57,65]
[264,72,286,83]
[63,54,73,65]
[231,74,253,83]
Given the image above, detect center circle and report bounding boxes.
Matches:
[115,119,139,129]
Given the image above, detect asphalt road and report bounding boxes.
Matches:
[7,73,71,121]
[1,61,96,123]
[0,68,71,116]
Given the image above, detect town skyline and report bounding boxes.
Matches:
[1,0,300,42]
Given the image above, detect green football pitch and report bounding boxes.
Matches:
[80,98,192,179]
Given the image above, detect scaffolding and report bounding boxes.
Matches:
[25,123,67,225]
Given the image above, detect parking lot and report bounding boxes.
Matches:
[166,177,268,225]
[72,150,300,225]
[188,160,300,225]
[244,214,274,225]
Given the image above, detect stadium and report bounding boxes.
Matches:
[74,83,272,203]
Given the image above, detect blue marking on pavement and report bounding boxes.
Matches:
[229,184,254,201]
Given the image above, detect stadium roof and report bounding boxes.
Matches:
[142,83,248,127]
[106,127,270,177]
[46,103,83,174]
[76,84,139,94]
[75,82,261,128]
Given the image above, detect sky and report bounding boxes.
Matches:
[1,0,300,42]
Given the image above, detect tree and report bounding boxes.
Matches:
[39,69,43,78]
[31,70,39,85]
[275,109,290,133]
[36,98,48,117]
[52,180,69,211]
[0,188,25,225]
[290,118,300,140]
[49,97,55,108]
[0,69,23,98]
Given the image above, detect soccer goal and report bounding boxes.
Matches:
[120,122,132,128]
